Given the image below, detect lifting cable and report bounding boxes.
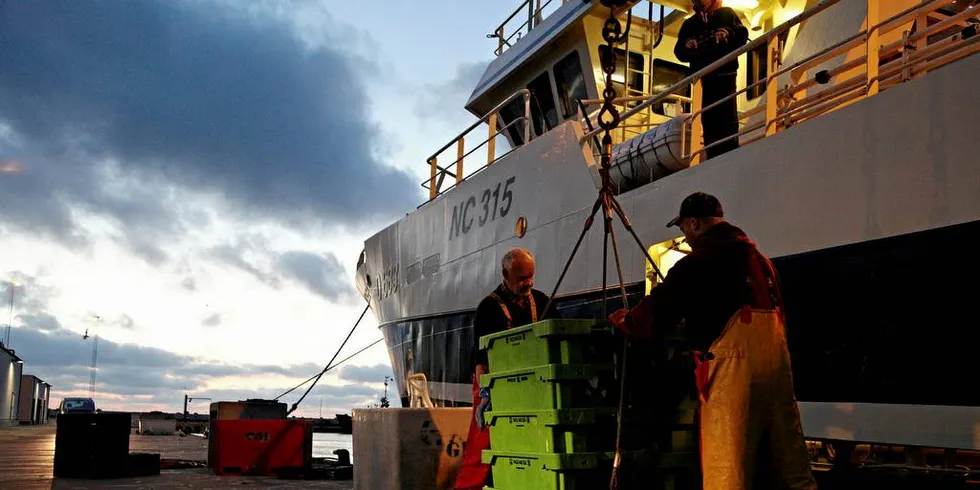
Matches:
[280,303,371,416]
[542,2,670,489]
[274,336,383,401]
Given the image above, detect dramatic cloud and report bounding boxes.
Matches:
[277,251,356,302]
[0,271,56,313]
[0,0,421,251]
[206,233,284,288]
[415,61,490,122]
[201,313,222,327]
[115,314,136,330]
[9,322,386,415]
[338,363,394,384]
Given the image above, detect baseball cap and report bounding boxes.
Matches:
[666,192,724,227]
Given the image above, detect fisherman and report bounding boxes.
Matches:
[453,248,560,490]
[674,0,749,159]
[609,192,817,490]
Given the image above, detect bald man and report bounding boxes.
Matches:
[454,248,561,490]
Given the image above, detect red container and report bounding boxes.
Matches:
[209,419,312,476]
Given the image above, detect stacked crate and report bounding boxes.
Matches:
[477,318,699,490]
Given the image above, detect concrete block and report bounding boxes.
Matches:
[353,407,471,490]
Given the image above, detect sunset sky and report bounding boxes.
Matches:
[0,0,514,417]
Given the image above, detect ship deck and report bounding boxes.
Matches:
[0,425,353,490]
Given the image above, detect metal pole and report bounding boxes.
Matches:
[5,281,14,347]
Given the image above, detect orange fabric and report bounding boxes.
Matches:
[697,308,817,490]
[453,375,491,490]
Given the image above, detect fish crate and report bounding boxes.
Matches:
[480,450,610,490]
[480,449,696,490]
[479,319,615,372]
[479,363,617,411]
[485,408,617,453]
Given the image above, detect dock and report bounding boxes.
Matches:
[0,425,353,490]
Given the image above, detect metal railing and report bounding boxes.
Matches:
[422,89,532,201]
[489,0,565,57]
[580,0,980,165]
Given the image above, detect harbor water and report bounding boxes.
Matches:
[313,432,354,462]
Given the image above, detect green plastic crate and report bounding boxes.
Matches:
[478,319,614,372]
[480,450,697,490]
[480,450,609,490]
[485,408,617,453]
[480,363,616,411]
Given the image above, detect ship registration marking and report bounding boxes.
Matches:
[449,176,516,239]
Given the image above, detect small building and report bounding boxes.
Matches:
[0,343,24,426]
[138,411,176,435]
[17,374,51,425]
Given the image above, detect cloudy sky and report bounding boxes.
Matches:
[0,0,510,417]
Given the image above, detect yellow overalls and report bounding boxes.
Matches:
[695,253,818,490]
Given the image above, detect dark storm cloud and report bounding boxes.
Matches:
[204,234,357,303]
[276,251,357,302]
[0,0,420,251]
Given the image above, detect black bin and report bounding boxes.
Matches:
[54,412,131,479]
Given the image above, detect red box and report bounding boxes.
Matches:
[209,419,312,476]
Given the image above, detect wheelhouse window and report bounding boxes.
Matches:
[650,59,691,116]
[526,72,559,137]
[497,96,527,147]
[746,31,788,101]
[598,46,645,106]
[553,50,589,119]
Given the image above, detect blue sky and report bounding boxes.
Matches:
[0,0,519,417]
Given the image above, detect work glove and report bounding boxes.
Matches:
[475,388,491,430]
[608,309,631,336]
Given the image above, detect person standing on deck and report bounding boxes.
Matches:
[453,248,561,490]
[608,192,817,490]
[675,0,749,159]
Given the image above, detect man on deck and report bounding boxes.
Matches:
[674,0,749,159]
[453,248,561,490]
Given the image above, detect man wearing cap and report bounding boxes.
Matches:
[609,192,817,490]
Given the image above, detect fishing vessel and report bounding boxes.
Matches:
[355,0,980,470]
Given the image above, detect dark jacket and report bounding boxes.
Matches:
[624,221,782,351]
[472,284,560,371]
[674,7,749,74]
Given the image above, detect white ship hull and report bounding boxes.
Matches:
[356,0,980,451]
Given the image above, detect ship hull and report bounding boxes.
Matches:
[362,52,980,450]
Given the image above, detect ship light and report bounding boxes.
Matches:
[645,238,692,294]
[723,0,759,10]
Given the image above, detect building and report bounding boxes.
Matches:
[0,343,24,426]
[17,374,51,425]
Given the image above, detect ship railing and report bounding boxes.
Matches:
[490,0,566,57]
[421,89,532,201]
[580,0,980,166]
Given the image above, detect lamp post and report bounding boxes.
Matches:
[4,280,15,348]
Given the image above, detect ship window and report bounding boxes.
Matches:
[650,59,691,116]
[526,72,559,137]
[553,51,589,119]
[497,96,528,146]
[746,32,788,101]
[746,43,767,100]
[597,46,645,106]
